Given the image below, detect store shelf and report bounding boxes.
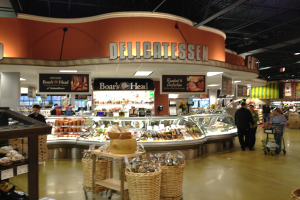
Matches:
[94,103,153,106]
[52,126,92,128]
[95,178,128,192]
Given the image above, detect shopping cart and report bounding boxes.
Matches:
[262,123,286,156]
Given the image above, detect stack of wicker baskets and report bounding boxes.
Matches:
[82,158,111,193]
[126,169,162,200]
[291,189,300,200]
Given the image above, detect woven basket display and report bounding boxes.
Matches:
[82,159,111,192]
[291,188,300,200]
[125,169,162,200]
[160,163,185,200]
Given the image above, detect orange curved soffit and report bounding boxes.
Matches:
[0,12,225,61]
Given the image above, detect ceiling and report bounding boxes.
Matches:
[0,63,264,90]
[5,0,300,81]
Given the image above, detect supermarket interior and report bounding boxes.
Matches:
[0,0,300,200]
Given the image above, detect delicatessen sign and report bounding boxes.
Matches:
[109,42,209,62]
[160,74,206,94]
[38,73,91,94]
[93,78,154,91]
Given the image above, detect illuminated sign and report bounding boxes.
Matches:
[109,42,209,61]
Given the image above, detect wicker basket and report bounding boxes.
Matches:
[160,163,185,200]
[125,169,162,200]
[82,159,111,192]
[291,188,300,200]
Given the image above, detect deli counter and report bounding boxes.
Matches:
[45,114,237,159]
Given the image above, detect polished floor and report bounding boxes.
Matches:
[10,127,300,200]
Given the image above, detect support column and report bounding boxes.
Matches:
[70,94,75,106]
[0,72,20,111]
[209,90,217,106]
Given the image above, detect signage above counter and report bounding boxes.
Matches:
[236,85,248,97]
[221,75,232,96]
[160,74,207,94]
[109,42,209,62]
[93,78,154,91]
[38,73,91,94]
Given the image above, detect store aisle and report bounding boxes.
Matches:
[9,127,300,200]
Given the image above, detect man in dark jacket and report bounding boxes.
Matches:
[262,102,271,124]
[28,105,46,123]
[235,103,255,151]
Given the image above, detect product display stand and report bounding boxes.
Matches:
[90,150,144,200]
[0,108,52,200]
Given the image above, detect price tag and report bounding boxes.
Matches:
[89,144,95,150]
[147,126,152,130]
[124,156,129,165]
[154,125,159,131]
[17,164,28,175]
[171,125,176,129]
[1,169,13,180]
[159,124,165,129]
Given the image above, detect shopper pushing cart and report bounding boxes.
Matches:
[269,108,288,154]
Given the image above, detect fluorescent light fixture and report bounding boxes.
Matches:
[294,53,300,55]
[234,81,241,83]
[133,71,153,76]
[207,84,219,87]
[20,78,26,81]
[259,67,271,70]
[207,72,223,76]
[59,70,78,73]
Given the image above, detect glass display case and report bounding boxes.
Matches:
[45,113,237,146]
[192,114,237,139]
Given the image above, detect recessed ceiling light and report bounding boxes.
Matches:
[207,84,219,87]
[268,76,270,78]
[259,67,271,70]
[20,78,26,81]
[133,71,153,76]
[286,80,288,82]
[207,72,223,76]
[294,53,300,55]
[59,70,78,73]
[234,81,241,83]
[292,75,294,77]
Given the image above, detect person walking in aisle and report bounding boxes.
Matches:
[28,105,46,123]
[262,102,271,125]
[235,103,255,151]
[278,102,284,110]
[249,105,259,150]
[269,108,288,154]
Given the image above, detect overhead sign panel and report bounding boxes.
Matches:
[93,78,154,91]
[221,75,232,96]
[160,74,207,94]
[38,73,91,94]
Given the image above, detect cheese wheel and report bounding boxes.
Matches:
[69,121,73,126]
[110,139,137,154]
[77,119,81,126]
[59,120,64,126]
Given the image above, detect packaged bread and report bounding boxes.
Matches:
[69,120,73,126]
[55,119,59,126]
[60,120,64,126]
[77,119,81,126]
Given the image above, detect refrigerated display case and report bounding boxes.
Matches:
[45,113,237,159]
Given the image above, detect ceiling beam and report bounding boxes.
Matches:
[194,0,247,28]
[236,30,300,57]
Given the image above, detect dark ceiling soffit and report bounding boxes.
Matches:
[237,31,300,57]
[194,0,247,28]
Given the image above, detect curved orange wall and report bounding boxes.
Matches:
[0,16,225,61]
[225,52,245,66]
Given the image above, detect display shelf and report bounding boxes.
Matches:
[91,150,144,160]
[95,178,128,192]
[52,126,92,128]
[94,103,153,106]
[0,162,28,178]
